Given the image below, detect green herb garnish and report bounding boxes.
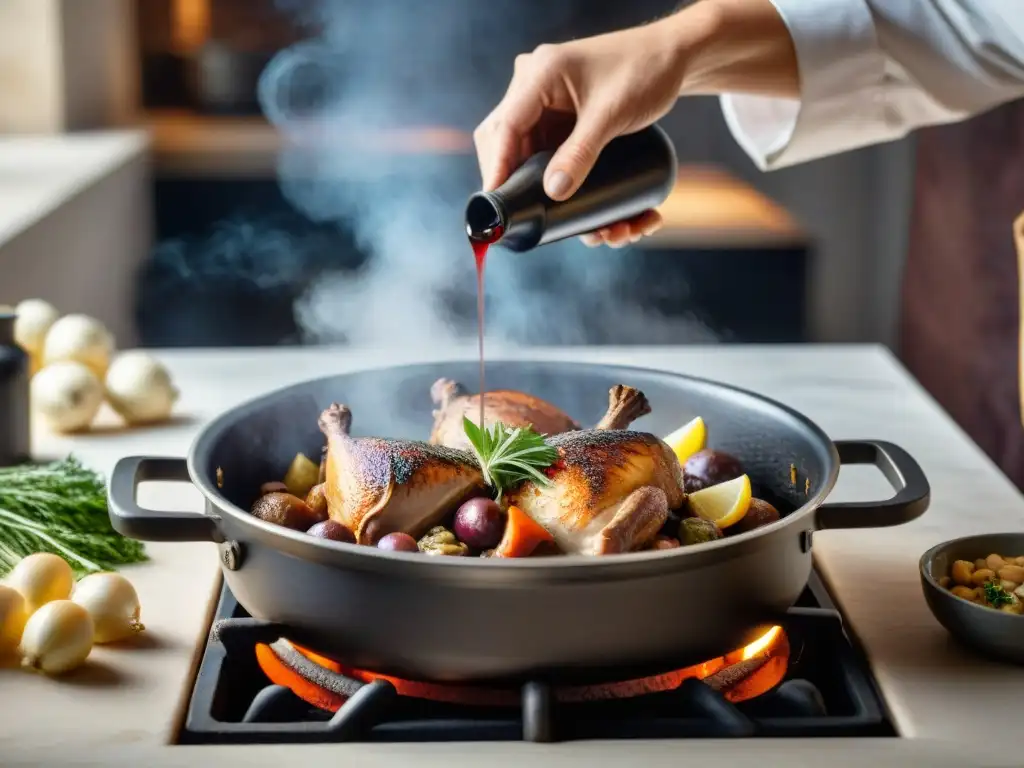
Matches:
[982,581,1014,608]
[463,417,559,501]
[0,456,148,577]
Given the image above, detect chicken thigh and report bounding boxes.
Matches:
[503,387,684,556]
[429,378,650,450]
[319,403,485,544]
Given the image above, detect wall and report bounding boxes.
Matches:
[0,0,63,132]
[0,0,136,133]
[59,0,138,129]
[863,138,916,350]
[656,96,916,349]
[752,135,916,349]
[0,144,152,347]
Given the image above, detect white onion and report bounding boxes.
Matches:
[0,585,28,654]
[13,299,60,359]
[6,552,74,614]
[104,350,179,425]
[42,314,114,378]
[31,361,104,433]
[71,572,143,643]
[20,600,94,674]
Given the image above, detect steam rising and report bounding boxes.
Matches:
[155,0,719,348]
[150,219,307,290]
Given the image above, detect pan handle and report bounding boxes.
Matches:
[815,440,930,530]
[108,456,221,542]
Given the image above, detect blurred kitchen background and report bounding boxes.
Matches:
[0,0,913,353]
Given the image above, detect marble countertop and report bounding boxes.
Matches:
[0,130,148,250]
[3,344,1023,766]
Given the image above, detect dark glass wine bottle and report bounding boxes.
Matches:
[0,311,30,467]
[466,123,677,252]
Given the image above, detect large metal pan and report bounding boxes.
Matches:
[107,360,929,683]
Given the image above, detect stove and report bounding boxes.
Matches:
[178,572,895,744]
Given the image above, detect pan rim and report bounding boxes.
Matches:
[186,358,840,577]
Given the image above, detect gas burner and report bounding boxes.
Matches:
[252,628,787,711]
[179,572,895,744]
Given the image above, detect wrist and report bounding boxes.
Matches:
[658,1,728,96]
[664,0,800,99]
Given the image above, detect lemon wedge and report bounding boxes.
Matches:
[688,474,752,529]
[664,416,707,464]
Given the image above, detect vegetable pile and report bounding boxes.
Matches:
[0,457,148,577]
[0,552,146,675]
[0,456,152,676]
[11,298,179,433]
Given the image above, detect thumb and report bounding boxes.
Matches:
[543,113,615,201]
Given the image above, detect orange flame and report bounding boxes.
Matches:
[255,626,790,712]
[740,626,783,661]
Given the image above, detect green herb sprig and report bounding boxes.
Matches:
[982,581,1014,608]
[0,456,148,577]
[463,417,559,501]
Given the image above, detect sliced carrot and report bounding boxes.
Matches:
[495,505,554,558]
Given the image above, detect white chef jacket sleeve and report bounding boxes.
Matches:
[720,0,1024,170]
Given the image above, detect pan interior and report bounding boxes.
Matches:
[195,360,836,524]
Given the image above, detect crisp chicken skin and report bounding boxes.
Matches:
[428,378,580,451]
[429,379,650,451]
[504,426,686,555]
[319,403,484,544]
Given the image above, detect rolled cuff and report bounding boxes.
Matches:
[720,0,892,170]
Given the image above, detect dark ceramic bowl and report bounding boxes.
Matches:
[920,532,1024,665]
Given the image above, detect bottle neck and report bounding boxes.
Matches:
[465,180,547,253]
[465,193,507,243]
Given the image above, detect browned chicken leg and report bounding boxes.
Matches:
[595,384,652,430]
[429,378,580,450]
[595,486,673,554]
[429,378,651,450]
[504,388,685,555]
[319,403,485,544]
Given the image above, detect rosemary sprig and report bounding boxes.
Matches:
[0,456,148,577]
[463,417,559,501]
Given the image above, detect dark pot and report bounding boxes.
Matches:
[108,360,929,682]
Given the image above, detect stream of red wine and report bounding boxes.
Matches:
[470,226,503,430]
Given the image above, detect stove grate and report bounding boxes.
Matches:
[178,572,895,744]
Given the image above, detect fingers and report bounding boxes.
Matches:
[632,209,664,238]
[580,210,663,248]
[475,117,524,192]
[473,57,546,191]
[476,44,619,198]
[544,110,617,201]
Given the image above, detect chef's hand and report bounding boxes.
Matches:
[473,0,799,248]
[473,19,685,248]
